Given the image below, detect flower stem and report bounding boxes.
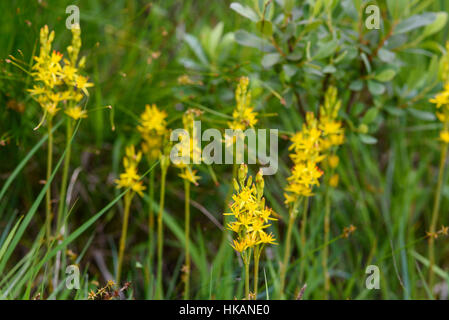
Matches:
[299,197,309,283]
[56,119,73,234]
[280,199,300,298]
[245,259,250,299]
[53,118,73,290]
[253,246,260,299]
[184,179,191,300]
[156,164,167,299]
[428,140,448,288]
[146,168,155,296]
[117,191,132,285]
[45,116,54,245]
[322,181,332,299]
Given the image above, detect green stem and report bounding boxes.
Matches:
[146,168,155,296]
[117,191,133,285]
[299,197,309,283]
[45,116,54,245]
[156,164,167,299]
[280,199,299,298]
[184,179,191,300]
[254,246,260,299]
[56,119,73,234]
[428,140,448,288]
[243,248,252,299]
[323,180,332,299]
[53,118,73,291]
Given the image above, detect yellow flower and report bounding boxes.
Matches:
[440,131,449,143]
[138,104,168,136]
[29,26,94,125]
[329,174,339,187]
[429,83,449,109]
[178,168,201,186]
[115,145,146,197]
[228,77,258,131]
[65,106,87,120]
[225,164,277,255]
[328,155,339,168]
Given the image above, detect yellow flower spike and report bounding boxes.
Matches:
[115,145,146,197]
[228,77,258,131]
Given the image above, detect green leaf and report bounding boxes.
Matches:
[234,30,274,52]
[387,0,409,19]
[283,64,298,79]
[286,52,302,61]
[184,34,209,65]
[256,20,273,37]
[362,108,379,124]
[407,108,436,121]
[262,53,281,68]
[422,12,448,38]
[208,22,224,58]
[313,38,338,60]
[323,65,336,73]
[378,48,396,63]
[359,134,378,144]
[230,2,259,22]
[374,69,396,82]
[349,80,363,91]
[368,80,385,95]
[394,13,438,35]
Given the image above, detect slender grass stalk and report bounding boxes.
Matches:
[117,191,133,285]
[45,116,54,245]
[299,197,309,283]
[280,198,300,298]
[156,163,168,299]
[428,139,448,288]
[184,179,191,299]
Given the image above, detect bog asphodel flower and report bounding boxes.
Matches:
[115,145,146,196]
[319,86,345,151]
[225,164,277,253]
[176,110,202,185]
[28,25,93,125]
[65,106,87,120]
[430,49,449,144]
[284,112,324,205]
[138,104,168,161]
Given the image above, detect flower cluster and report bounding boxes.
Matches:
[175,110,202,185]
[138,104,168,161]
[115,145,146,196]
[430,42,449,143]
[319,86,345,187]
[284,112,324,205]
[319,86,345,151]
[28,25,93,124]
[228,77,258,131]
[225,164,276,254]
